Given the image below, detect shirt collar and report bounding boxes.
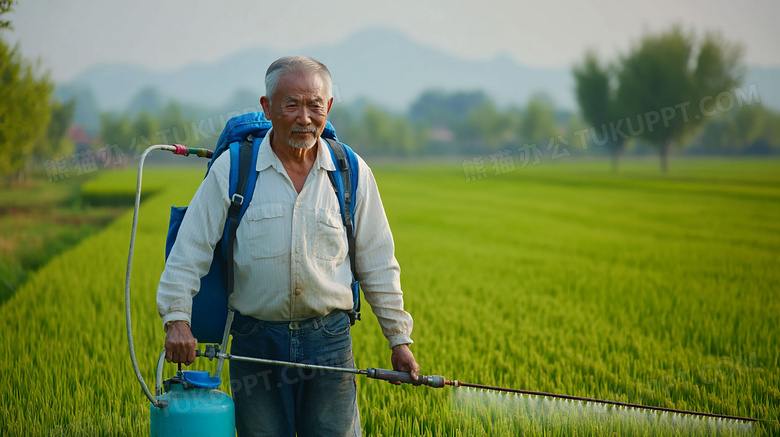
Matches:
[316,135,337,172]
[256,128,337,173]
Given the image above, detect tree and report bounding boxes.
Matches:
[0,37,53,181]
[34,99,76,161]
[616,27,743,172]
[458,99,505,153]
[761,111,780,152]
[133,110,159,142]
[408,89,489,128]
[518,93,559,145]
[700,104,777,153]
[699,114,735,152]
[732,105,768,149]
[360,105,423,156]
[573,51,627,172]
[99,112,133,149]
[326,105,358,145]
[1,0,15,30]
[157,100,186,142]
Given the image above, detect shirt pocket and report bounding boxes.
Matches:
[312,208,348,261]
[244,203,287,259]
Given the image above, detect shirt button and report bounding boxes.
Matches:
[295,201,302,208]
[294,288,302,295]
[295,248,301,254]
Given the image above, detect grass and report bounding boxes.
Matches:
[0,177,126,304]
[0,157,778,435]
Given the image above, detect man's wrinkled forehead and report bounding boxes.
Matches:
[272,72,329,102]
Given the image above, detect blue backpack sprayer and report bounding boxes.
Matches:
[124,113,757,436]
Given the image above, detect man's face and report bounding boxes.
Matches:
[261,72,333,149]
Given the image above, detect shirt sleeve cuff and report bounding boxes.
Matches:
[387,334,413,349]
[162,312,191,332]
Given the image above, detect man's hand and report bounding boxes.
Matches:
[164,321,198,365]
[390,344,420,384]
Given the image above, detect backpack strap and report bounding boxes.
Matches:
[324,138,361,325]
[224,136,255,297]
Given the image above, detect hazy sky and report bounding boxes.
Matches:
[6,0,780,82]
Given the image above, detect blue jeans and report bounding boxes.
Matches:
[229,310,361,437]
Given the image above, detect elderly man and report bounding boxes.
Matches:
[157,56,419,436]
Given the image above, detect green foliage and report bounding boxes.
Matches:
[573,51,615,127]
[0,37,53,178]
[409,89,490,127]
[563,113,588,150]
[616,26,743,171]
[132,111,159,142]
[700,104,780,153]
[572,51,628,170]
[408,89,524,154]
[459,100,506,152]
[618,27,694,146]
[1,159,778,435]
[334,104,425,156]
[406,88,566,154]
[518,93,560,144]
[694,32,744,104]
[157,101,185,135]
[34,99,76,160]
[99,112,134,148]
[0,0,14,29]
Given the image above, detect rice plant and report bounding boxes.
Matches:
[1,158,777,435]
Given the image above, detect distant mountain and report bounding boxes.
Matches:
[64,27,780,114]
[64,28,574,112]
[306,28,575,111]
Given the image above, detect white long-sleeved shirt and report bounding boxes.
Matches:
[157,131,413,348]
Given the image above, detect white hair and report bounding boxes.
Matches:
[264,56,332,102]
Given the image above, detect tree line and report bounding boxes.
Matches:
[573,25,780,172]
[3,19,780,182]
[1,1,75,184]
[89,26,780,173]
[93,78,779,170]
[88,87,577,165]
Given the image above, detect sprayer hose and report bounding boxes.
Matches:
[125,145,183,407]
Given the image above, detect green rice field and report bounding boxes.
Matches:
[1,157,778,436]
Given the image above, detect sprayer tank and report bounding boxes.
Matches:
[150,382,234,436]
